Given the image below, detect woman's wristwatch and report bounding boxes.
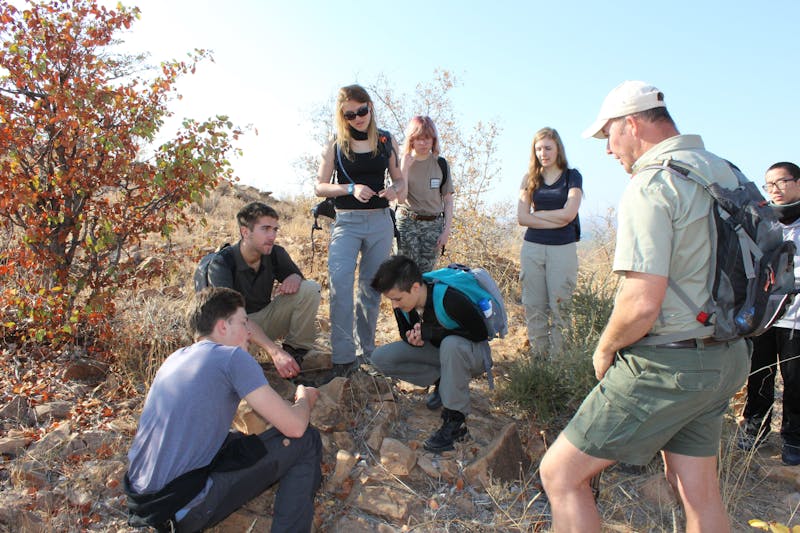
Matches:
[347,183,355,195]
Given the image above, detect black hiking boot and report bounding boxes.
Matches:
[426,380,442,410]
[424,408,468,453]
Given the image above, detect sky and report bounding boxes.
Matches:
[104,0,800,221]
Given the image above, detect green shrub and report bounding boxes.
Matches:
[501,272,616,423]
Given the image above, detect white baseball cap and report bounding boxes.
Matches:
[582,81,666,139]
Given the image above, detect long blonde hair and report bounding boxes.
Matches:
[523,127,569,200]
[334,84,378,159]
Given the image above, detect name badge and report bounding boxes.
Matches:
[429,178,441,189]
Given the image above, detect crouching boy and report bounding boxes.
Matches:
[370,255,491,453]
[124,287,322,533]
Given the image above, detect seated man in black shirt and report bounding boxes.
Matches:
[370,255,491,453]
[208,202,321,380]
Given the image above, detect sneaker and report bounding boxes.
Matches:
[424,408,468,453]
[782,444,800,466]
[426,381,442,410]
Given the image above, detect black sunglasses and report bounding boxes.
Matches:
[343,104,370,121]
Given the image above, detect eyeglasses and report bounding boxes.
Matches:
[762,177,799,192]
[343,104,370,121]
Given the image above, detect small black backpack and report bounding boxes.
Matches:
[193,243,233,292]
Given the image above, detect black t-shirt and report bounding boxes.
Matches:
[333,130,393,210]
[207,242,302,314]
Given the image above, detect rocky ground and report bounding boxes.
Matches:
[2,184,799,531]
[1,340,799,532]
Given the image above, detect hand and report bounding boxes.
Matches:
[295,385,320,410]
[405,322,424,347]
[353,184,376,203]
[592,348,616,381]
[271,348,301,379]
[274,273,301,295]
[378,184,399,202]
[436,228,450,249]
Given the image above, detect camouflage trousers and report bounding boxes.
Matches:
[396,214,444,273]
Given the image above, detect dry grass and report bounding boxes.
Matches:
[8,183,795,531]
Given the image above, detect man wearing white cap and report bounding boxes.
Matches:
[539,81,749,532]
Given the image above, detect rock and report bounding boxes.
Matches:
[63,430,119,457]
[33,401,72,421]
[379,438,416,476]
[27,422,71,457]
[394,380,427,394]
[638,473,679,507]
[62,359,107,382]
[366,418,389,452]
[108,415,138,435]
[332,431,355,452]
[327,449,358,491]
[14,461,52,489]
[766,464,800,488]
[352,485,411,521]
[210,507,268,532]
[0,395,32,424]
[416,454,460,482]
[311,383,351,432]
[231,400,270,435]
[783,492,800,510]
[463,423,531,487]
[0,436,32,457]
[319,376,350,404]
[330,515,401,532]
[301,349,331,372]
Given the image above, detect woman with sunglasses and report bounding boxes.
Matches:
[739,161,800,465]
[315,84,404,380]
[517,127,583,358]
[397,116,454,273]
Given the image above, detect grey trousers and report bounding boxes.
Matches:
[520,240,577,356]
[371,335,489,415]
[328,208,394,364]
[177,426,322,533]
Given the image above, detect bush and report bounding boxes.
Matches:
[500,271,616,424]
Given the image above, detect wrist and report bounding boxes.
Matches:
[347,183,355,195]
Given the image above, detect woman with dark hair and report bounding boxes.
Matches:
[397,115,454,272]
[739,161,800,465]
[517,127,583,357]
[315,84,404,378]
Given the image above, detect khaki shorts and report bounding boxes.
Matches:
[563,339,750,465]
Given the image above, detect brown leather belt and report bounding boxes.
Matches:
[656,338,729,349]
[400,210,442,221]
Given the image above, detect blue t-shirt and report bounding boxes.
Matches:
[523,168,582,245]
[126,340,268,494]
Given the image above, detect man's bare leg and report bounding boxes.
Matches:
[539,434,616,532]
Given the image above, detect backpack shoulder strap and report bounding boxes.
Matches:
[430,282,460,330]
[437,157,449,193]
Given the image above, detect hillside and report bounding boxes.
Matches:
[0,183,797,532]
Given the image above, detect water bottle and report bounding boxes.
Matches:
[734,306,754,333]
[478,298,493,318]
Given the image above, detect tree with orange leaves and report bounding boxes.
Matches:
[0,0,243,350]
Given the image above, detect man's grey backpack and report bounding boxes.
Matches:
[642,160,796,342]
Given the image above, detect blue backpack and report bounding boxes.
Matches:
[422,264,509,340]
